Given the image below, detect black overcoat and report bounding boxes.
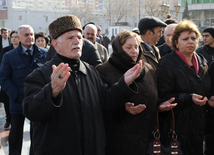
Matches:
[96,37,158,155]
[23,54,137,155]
[156,51,211,155]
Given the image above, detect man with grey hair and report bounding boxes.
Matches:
[0,24,47,154]
[158,24,177,57]
[84,24,109,62]
[22,15,142,155]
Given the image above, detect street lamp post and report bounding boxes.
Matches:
[23,6,30,24]
[160,0,180,19]
[174,1,181,18]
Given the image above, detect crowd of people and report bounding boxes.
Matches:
[0,14,213,155]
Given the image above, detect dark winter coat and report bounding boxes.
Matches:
[102,36,111,51]
[139,42,160,70]
[208,62,214,154]
[0,44,14,62]
[196,45,214,66]
[158,43,173,58]
[0,43,47,114]
[96,36,158,155]
[23,54,138,155]
[45,38,102,67]
[156,51,211,155]
[0,36,11,64]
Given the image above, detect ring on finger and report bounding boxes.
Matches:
[58,75,63,79]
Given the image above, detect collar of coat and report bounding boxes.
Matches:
[53,54,87,76]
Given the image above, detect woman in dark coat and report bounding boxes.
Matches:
[156,19,214,155]
[96,30,158,155]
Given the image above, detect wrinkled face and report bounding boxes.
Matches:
[122,37,139,62]
[53,30,83,59]
[150,26,163,45]
[36,37,46,48]
[18,28,34,49]
[11,33,19,45]
[165,26,175,48]
[84,27,96,44]
[176,31,198,55]
[203,32,214,47]
[2,30,8,39]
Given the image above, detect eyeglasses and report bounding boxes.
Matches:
[97,30,101,31]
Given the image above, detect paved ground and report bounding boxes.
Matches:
[0,103,30,155]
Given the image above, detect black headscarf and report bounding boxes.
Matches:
[108,36,145,80]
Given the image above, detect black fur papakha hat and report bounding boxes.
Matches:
[48,15,82,39]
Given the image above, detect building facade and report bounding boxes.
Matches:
[180,0,214,31]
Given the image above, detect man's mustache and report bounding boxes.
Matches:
[87,37,93,40]
[71,44,82,50]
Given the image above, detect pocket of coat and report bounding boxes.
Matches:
[12,64,28,79]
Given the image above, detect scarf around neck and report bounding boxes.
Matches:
[175,50,199,75]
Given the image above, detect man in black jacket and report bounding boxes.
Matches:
[0,28,11,63]
[196,26,214,66]
[158,24,177,57]
[23,15,142,155]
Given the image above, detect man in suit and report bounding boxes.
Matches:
[0,28,11,61]
[0,25,47,155]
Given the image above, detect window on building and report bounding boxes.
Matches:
[212,0,214,2]
[197,0,202,3]
[203,0,210,3]
[192,0,197,4]
[19,15,22,20]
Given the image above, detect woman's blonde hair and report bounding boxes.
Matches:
[171,19,202,51]
[118,30,142,46]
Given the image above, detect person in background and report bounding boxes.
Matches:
[0,30,19,129]
[0,25,47,154]
[156,19,214,154]
[0,28,11,60]
[102,33,110,52]
[97,25,104,44]
[96,30,175,155]
[8,29,11,37]
[158,24,177,57]
[208,61,214,154]
[111,33,115,43]
[156,17,178,47]
[131,27,140,35]
[84,24,109,63]
[196,26,214,154]
[35,32,50,49]
[196,26,214,66]
[82,22,101,44]
[1,30,19,61]
[138,16,167,70]
[22,15,142,155]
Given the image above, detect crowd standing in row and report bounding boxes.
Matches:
[0,14,213,155]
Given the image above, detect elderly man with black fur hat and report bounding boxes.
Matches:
[22,15,142,155]
[196,26,214,66]
[138,16,167,70]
